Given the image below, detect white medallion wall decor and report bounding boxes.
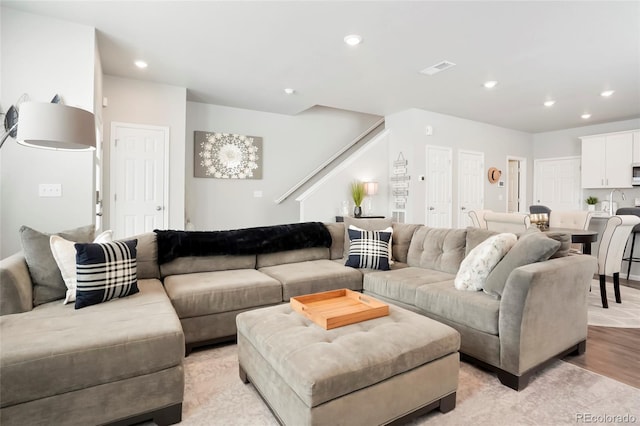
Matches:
[194,131,263,179]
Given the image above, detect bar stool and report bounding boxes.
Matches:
[617,207,640,279]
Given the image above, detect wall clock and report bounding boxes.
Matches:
[487,167,501,184]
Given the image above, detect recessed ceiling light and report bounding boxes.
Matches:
[344,34,362,46]
[581,113,592,119]
[601,90,615,97]
[283,88,295,95]
[134,60,148,69]
[544,100,556,107]
[483,80,498,89]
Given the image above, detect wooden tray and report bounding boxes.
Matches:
[290,289,389,329]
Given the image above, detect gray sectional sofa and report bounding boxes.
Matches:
[0,218,596,425]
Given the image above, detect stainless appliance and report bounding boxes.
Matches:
[633,163,640,186]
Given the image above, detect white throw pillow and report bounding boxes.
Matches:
[50,230,112,304]
[349,224,394,264]
[454,233,517,291]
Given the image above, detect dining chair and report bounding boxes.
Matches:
[468,209,491,229]
[616,207,640,279]
[596,215,640,308]
[548,210,593,253]
[529,205,551,217]
[548,210,593,230]
[484,212,531,233]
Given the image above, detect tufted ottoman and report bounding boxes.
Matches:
[236,302,460,425]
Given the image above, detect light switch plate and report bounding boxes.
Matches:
[39,184,62,197]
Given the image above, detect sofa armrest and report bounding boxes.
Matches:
[498,254,596,375]
[0,252,34,315]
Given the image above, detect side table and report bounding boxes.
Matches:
[335,215,385,222]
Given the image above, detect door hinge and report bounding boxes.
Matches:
[115,139,119,147]
[114,193,117,202]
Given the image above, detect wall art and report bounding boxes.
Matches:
[194,131,263,179]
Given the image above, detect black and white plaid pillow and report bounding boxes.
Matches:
[74,240,139,309]
[345,228,391,270]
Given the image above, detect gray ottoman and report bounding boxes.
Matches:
[236,303,460,426]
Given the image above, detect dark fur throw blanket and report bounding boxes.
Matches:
[155,222,332,264]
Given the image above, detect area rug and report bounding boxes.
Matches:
[151,344,639,426]
[588,281,640,328]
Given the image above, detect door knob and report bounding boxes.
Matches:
[461,206,466,210]
[429,207,435,211]
[156,206,162,211]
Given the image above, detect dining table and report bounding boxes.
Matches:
[544,227,598,255]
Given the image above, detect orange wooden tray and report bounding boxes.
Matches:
[290,289,389,330]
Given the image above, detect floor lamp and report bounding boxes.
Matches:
[0,102,96,151]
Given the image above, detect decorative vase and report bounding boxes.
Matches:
[354,205,362,218]
[587,204,595,211]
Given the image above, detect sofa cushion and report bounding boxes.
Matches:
[0,279,184,408]
[160,254,256,278]
[341,217,393,259]
[465,227,499,256]
[256,247,330,268]
[74,240,140,309]
[259,259,363,301]
[49,230,113,304]
[363,267,455,305]
[345,228,391,270]
[124,232,161,279]
[391,223,421,263]
[19,224,96,306]
[164,269,282,318]
[484,232,561,298]
[407,227,467,274]
[324,222,346,260]
[415,280,501,335]
[454,233,517,291]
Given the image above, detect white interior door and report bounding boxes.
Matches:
[534,157,582,211]
[111,123,169,239]
[457,150,484,228]
[426,145,452,227]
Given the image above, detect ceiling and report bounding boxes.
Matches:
[3,1,640,133]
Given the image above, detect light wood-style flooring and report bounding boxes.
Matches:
[564,276,640,389]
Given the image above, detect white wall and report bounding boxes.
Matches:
[299,131,390,223]
[533,118,640,159]
[101,76,187,231]
[386,108,533,225]
[0,8,97,257]
[186,102,382,230]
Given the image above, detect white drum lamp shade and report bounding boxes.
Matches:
[364,182,379,196]
[16,102,96,151]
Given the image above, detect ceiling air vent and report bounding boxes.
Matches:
[420,61,456,76]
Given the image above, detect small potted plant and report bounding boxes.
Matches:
[586,196,598,211]
[350,181,365,217]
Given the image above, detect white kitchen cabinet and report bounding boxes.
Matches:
[633,131,640,163]
[581,131,633,188]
